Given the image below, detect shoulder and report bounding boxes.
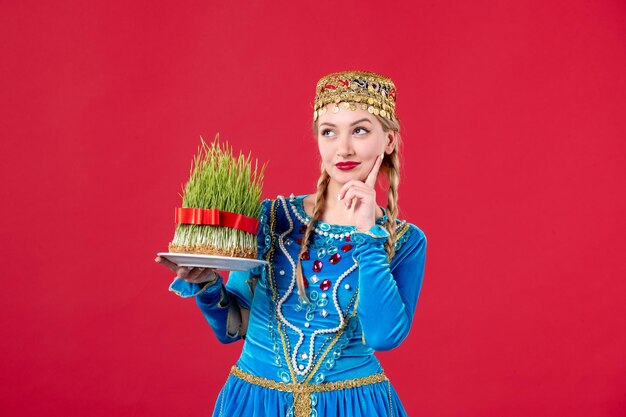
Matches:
[258,194,305,230]
[258,195,293,216]
[392,219,427,254]
[260,193,306,208]
[395,220,426,241]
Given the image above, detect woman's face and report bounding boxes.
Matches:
[316,104,396,188]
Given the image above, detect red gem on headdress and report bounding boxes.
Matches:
[329,253,341,265]
[299,225,307,234]
[389,88,397,100]
[338,79,349,87]
[302,250,310,260]
[297,238,303,245]
[341,244,352,252]
[303,274,309,288]
[320,279,331,291]
[313,260,323,273]
[324,83,337,90]
[346,235,351,242]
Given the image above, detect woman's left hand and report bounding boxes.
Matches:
[338,153,384,232]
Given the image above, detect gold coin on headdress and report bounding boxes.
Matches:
[314,110,318,120]
[380,110,387,117]
[367,106,375,113]
[333,105,340,113]
[349,104,356,111]
[373,108,380,115]
[361,103,368,110]
[367,98,374,105]
[341,102,349,109]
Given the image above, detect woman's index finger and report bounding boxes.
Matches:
[365,154,384,187]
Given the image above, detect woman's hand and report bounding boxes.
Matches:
[338,153,384,232]
[155,256,218,284]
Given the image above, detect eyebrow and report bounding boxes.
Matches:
[318,118,373,128]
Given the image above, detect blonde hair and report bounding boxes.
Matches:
[294,113,402,299]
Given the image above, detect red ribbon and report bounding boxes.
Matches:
[175,207,260,235]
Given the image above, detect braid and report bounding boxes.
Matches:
[383,149,401,261]
[295,169,330,299]
[368,114,402,262]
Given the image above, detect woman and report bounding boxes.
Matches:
[157,70,427,416]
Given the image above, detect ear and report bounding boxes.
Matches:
[384,130,398,154]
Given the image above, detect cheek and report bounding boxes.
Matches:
[368,137,387,156]
[317,142,333,161]
[356,142,380,159]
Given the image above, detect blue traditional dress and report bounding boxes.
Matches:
[169,194,427,417]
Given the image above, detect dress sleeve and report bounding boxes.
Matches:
[351,223,427,351]
[170,273,243,344]
[167,198,272,344]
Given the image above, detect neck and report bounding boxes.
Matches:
[325,179,343,207]
[326,187,348,219]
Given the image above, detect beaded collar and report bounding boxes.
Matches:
[288,194,388,239]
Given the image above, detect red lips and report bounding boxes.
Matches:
[335,161,361,170]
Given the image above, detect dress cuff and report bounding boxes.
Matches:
[168,276,222,298]
[351,224,389,245]
[351,225,389,264]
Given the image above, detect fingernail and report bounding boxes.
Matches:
[155,257,160,262]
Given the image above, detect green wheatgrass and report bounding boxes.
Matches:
[169,134,266,258]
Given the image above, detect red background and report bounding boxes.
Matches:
[1,1,625,416]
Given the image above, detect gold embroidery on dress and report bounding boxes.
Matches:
[230,365,389,417]
[266,200,298,382]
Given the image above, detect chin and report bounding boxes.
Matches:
[333,170,366,183]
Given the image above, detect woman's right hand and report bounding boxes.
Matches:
[155,256,218,284]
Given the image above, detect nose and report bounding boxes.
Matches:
[336,133,354,158]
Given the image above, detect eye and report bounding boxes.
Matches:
[354,127,369,135]
[321,129,335,137]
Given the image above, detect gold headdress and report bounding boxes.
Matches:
[313,70,397,121]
